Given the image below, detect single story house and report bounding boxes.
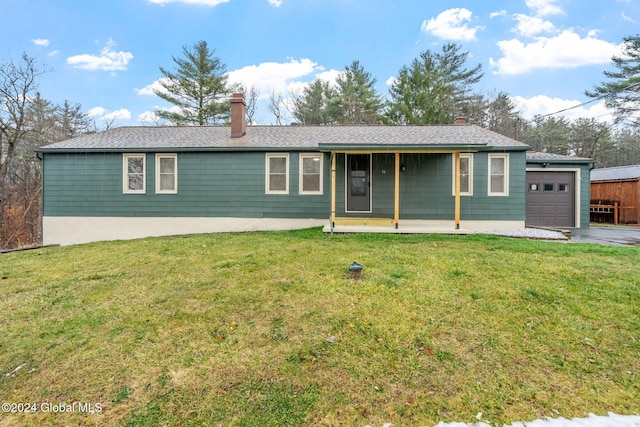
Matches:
[37,94,591,246]
[590,164,640,225]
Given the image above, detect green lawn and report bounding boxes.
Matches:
[0,229,638,426]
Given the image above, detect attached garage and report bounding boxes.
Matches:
[526,152,593,229]
[526,170,575,227]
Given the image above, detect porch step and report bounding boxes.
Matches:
[333,217,395,226]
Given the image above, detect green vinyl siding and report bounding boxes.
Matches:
[399,154,455,219]
[462,151,526,220]
[42,152,331,218]
[335,152,525,221]
[43,150,525,222]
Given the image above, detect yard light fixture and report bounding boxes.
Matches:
[349,261,363,279]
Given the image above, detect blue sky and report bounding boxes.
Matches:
[2,0,639,127]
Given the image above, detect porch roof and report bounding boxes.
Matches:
[38,124,529,153]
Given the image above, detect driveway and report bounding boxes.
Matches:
[569,226,640,246]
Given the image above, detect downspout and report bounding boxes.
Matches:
[394,152,400,229]
[36,151,44,244]
[330,151,336,236]
[454,151,461,230]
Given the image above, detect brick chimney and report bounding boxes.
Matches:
[230,93,246,138]
[453,115,468,125]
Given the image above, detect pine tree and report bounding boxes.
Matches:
[384,43,483,125]
[485,92,525,139]
[586,35,640,127]
[520,116,571,155]
[291,80,337,125]
[154,41,232,125]
[333,60,382,124]
[569,118,612,160]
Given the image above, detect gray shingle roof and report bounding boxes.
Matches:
[38,124,529,152]
[526,151,592,162]
[591,164,640,181]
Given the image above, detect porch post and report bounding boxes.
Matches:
[454,151,461,229]
[331,151,337,226]
[394,152,400,229]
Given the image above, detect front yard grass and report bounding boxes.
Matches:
[0,229,638,426]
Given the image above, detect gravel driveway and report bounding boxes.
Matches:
[487,225,640,247]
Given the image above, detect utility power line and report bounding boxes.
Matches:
[531,81,640,122]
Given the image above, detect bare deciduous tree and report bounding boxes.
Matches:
[0,53,47,233]
[268,90,285,125]
[241,84,260,125]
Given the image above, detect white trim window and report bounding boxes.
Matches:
[266,153,289,194]
[123,154,146,194]
[156,153,178,194]
[452,153,473,196]
[299,153,323,195]
[488,153,509,196]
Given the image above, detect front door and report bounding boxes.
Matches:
[347,154,371,212]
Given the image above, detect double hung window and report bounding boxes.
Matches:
[488,154,509,196]
[156,154,178,194]
[299,153,323,195]
[123,154,145,194]
[452,153,473,195]
[266,153,289,194]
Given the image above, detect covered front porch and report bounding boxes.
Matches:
[323,149,470,232]
[316,143,526,234]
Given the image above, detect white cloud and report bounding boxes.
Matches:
[48,50,60,57]
[138,111,159,123]
[525,0,563,16]
[268,0,282,6]
[286,80,310,96]
[315,69,342,86]
[104,109,132,121]
[586,29,601,38]
[621,12,637,23]
[148,0,229,5]
[88,106,131,121]
[512,95,615,123]
[137,78,170,96]
[225,58,324,97]
[139,58,346,124]
[32,39,50,47]
[142,59,342,103]
[87,107,106,117]
[421,8,483,41]
[512,14,555,37]
[385,76,396,86]
[67,40,133,71]
[490,30,622,75]
[490,10,507,19]
[138,105,194,124]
